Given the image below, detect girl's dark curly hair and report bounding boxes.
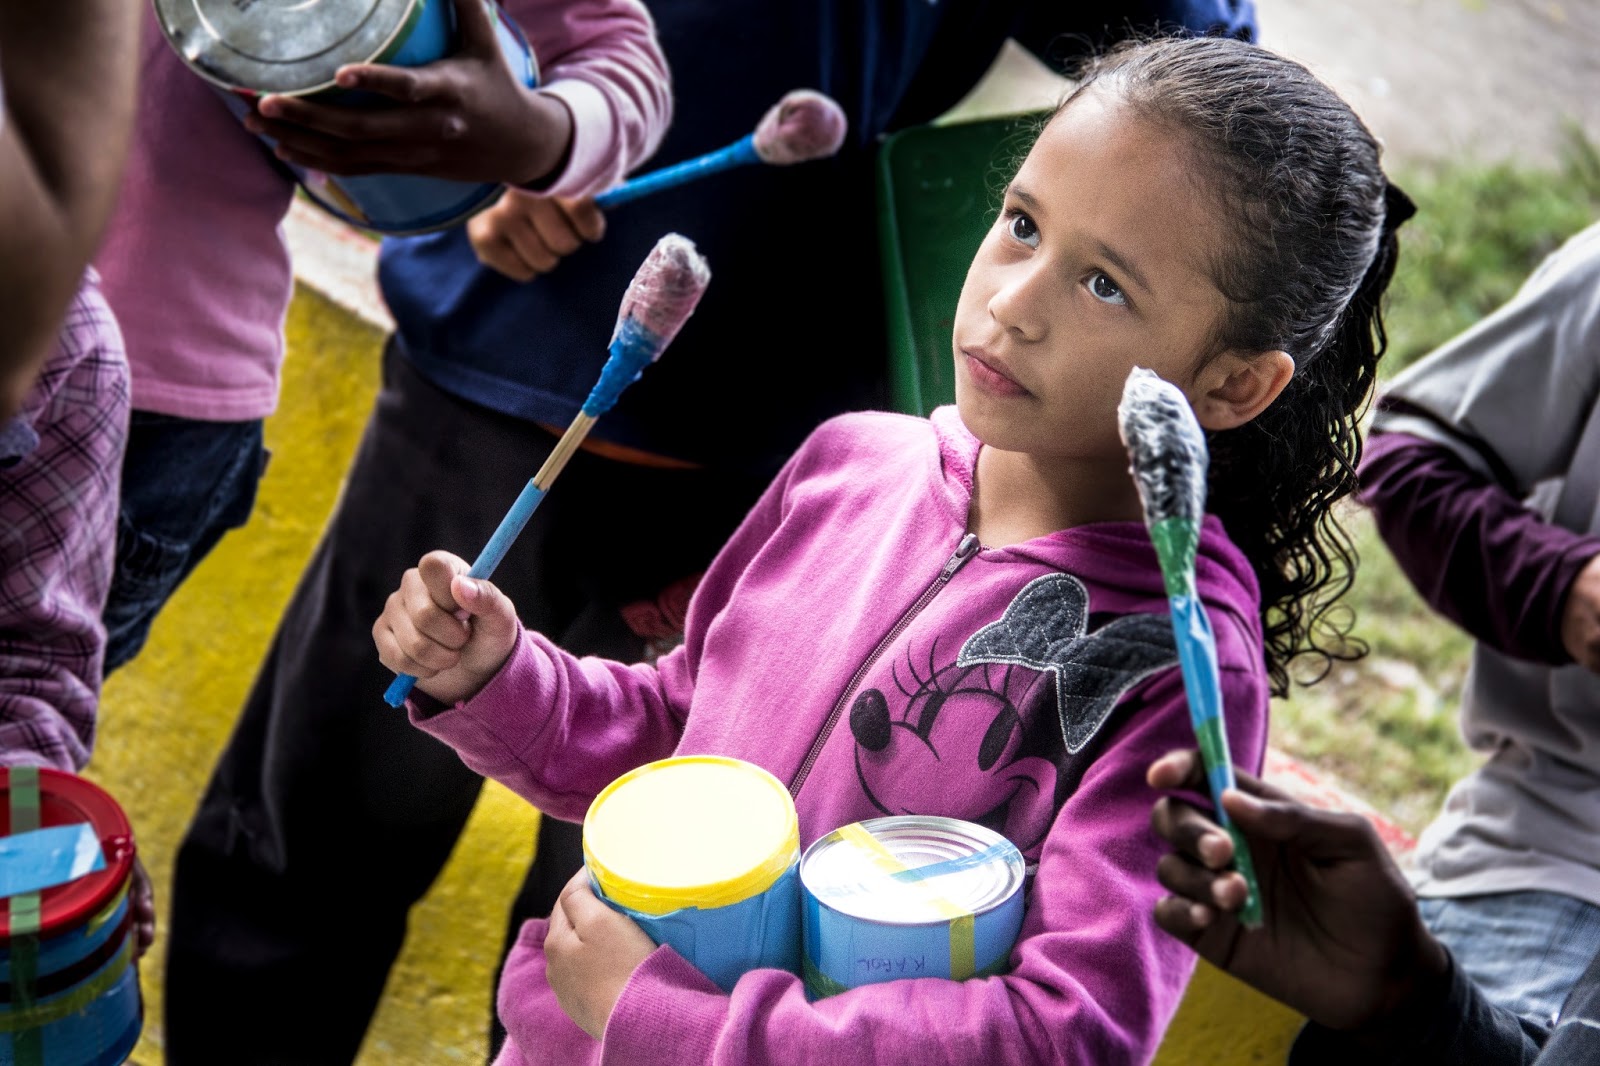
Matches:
[1056,36,1401,696]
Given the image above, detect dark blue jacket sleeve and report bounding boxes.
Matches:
[1288,950,1546,1066]
[1540,946,1600,1064]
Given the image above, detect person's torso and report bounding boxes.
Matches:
[667,409,1265,862]
[94,10,296,421]
[1389,224,1600,900]
[379,0,1043,470]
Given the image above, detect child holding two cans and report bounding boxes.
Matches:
[375,35,1405,1065]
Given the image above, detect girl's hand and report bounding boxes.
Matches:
[1147,750,1450,1037]
[545,868,657,1041]
[468,192,605,282]
[372,550,520,705]
[244,0,573,186]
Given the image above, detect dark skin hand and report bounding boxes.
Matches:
[1560,553,1600,673]
[243,0,573,186]
[130,854,156,958]
[1147,749,1451,1039]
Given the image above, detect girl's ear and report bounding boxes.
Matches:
[1191,350,1294,431]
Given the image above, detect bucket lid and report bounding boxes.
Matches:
[800,815,1024,925]
[1,767,135,939]
[584,756,799,916]
[153,0,422,95]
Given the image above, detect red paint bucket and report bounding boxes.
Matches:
[1,767,141,1066]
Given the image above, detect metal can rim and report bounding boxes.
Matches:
[799,814,1025,926]
[153,0,425,97]
[584,756,801,916]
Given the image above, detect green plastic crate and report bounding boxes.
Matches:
[876,112,1045,416]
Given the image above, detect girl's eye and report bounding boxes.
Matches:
[1006,211,1039,248]
[1088,271,1126,306]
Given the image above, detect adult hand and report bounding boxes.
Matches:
[130,854,156,959]
[1561,553,1600,672]
[468,192,605,282]
[372,550,521,705]
[244,0,572,186]
[545,868,657,1041]
[1147,749,1450,1034]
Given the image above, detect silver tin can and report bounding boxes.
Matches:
[154,0,539,234]
[799,815,1025,999]
[157,0,438,96]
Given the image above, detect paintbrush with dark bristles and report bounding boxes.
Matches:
[1119,366,1263,928]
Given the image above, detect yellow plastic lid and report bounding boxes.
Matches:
[583,756,800,915]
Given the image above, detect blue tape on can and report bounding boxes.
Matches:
[0,826,106,901]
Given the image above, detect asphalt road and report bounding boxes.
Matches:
[1256,0,1599,168]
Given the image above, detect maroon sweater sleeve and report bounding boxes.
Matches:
[1357,428,1600,665]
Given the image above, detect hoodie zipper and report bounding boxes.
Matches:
[787,532,981,800]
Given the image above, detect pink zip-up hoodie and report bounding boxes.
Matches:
[413,406,1270,1065]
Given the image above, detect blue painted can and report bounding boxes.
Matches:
[583,757,802,992]
[800,815,1025,1000]
[154,0,539,234]
[2,767,141,1066]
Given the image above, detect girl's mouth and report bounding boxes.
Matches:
[962,349,1030,398]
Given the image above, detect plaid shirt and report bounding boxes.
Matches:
[0,269,128,770]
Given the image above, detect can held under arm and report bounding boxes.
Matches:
[583,756,802,993]
[2,767,141,1066]
[154,0,539,234]
[800,815,1025,1000]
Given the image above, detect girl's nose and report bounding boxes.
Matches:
[987,265,1048,343]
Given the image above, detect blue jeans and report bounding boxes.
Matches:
[103,411,268,672]
[1419,890,1600,1028]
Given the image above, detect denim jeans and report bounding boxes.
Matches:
[103,411,269,672]
[1419,890,1600,1029]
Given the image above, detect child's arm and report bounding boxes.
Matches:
[0,0,138,418]
[0,282,125,772]
[546,667,1268,1066]
[244,0,671,196]
[373,549,692,821]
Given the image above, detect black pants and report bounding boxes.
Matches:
[163,345,765,1064]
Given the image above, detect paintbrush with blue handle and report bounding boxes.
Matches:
[382,232,711,706]
[594,89,847,210]
[1118,366,1264,928]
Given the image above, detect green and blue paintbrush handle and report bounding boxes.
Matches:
[1167,590,1264,928]
[1120,367,1264,928]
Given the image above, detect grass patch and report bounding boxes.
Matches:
[1272,508,1482,835]
[1271,135,1600,833]
[1383,127,1600,374]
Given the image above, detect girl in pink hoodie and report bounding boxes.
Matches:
[372,35,1403,1066]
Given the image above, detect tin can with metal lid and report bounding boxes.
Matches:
[583,756,802,992]
[153,0,539,234]
[799,815,1025,999]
